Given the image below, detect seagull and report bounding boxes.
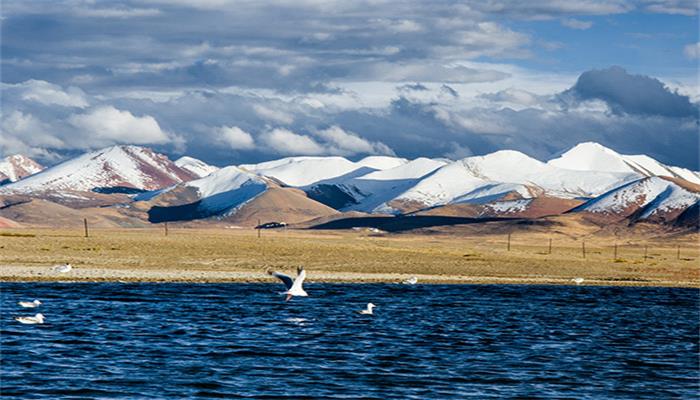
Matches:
[18,300,41,308]
[52,263,72,273]
[358,303,376,315]
[572,277,584,285]
[402,276,418,285]
[268,267,308,301]
[15,313,45,324]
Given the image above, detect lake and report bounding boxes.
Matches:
[1,283,698,399]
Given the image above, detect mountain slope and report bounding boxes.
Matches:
[307,157,448,212]
[145,165,337,225]
[388,150,637,212]
[1,145,197,194]
[174,156,219,178]
[548,142,700,184]
[572,176,700,224]
[0,155,44,184]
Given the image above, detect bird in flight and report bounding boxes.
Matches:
[268,267,308,301]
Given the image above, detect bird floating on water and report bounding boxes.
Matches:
[268,267,308,301]
[16,313,45,324]
[572,277,584,285]
[18,300,41,308]
[52,263,72,273]
[402,276,418,285]
[358,303,376,315]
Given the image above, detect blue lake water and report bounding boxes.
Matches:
[1,283,698,399]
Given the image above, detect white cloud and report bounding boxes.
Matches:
[6,80,89,108]
[68,106,171,144]
[260,128,325,155]
[252,104,294,124]
[683,42,700,59]
[314,126,395,155]
[216,126,256,149]
[0,111,65,158]
[561,18,593,30]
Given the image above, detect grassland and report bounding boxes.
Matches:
[0,226,697,287]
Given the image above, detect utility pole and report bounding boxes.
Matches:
[548,238,552,255]
[83,218,89,238]
[644,245,648,261]
[507,233,511,251]
[582,241,586,259]
[164,222,168,236]
[677,245,681,260]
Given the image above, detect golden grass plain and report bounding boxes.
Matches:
[0,227,697,287]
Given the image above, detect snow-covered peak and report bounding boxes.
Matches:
[355,156,408,170]
[357,158,447,181]
[186,166,265,198]
[548,142,628,172]
[0,154,44,183]
[240,156,363,187]
[175,156,219,178]
[1,145,196,193]
[548,142,700,184]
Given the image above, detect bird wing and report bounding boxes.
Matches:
[269,271,294,289]
[291,268,306,291]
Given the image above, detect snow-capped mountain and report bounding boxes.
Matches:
[0,155,44,184]
[0,145,197,194]
[239,155,409,187]
[548,142,700,184]
[572,176,700,223]
[145,166,337,225]
[307,157,447,212]
[371,150,639,213]
[174,156,219,178]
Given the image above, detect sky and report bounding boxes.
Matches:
[1,0,699,168]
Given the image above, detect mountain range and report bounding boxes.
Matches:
[0,142,698,232]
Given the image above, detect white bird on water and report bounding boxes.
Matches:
[572,277,584,285]
[52,263,72,273]
[16,313,45,324]
[402,276,418,285]
[18,300,41,308]
[268,267,308,301]
[358,303,376,315]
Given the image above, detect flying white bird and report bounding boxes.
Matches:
[18,300,41,308]
[572,277,584,285]
[52,263,72,273]
[15,313,45,324]
[268,267,308,301]
[402,276,418,285]
[358,303,376,315]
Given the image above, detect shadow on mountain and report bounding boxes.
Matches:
[308,215,520,232]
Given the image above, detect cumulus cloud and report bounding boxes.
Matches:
[561,18,593,30]
[314,126,395,156]
[68,106,171,145]
[3,80,88,108]
[684,42,700,59]
[216,126,256,149]
[564,66,698,118]
[260,128,325,155]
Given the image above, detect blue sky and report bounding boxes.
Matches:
[1,0,698,168]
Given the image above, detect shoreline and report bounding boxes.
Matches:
[1,265,697,288]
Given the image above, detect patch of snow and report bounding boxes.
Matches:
[485,199,532,213]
